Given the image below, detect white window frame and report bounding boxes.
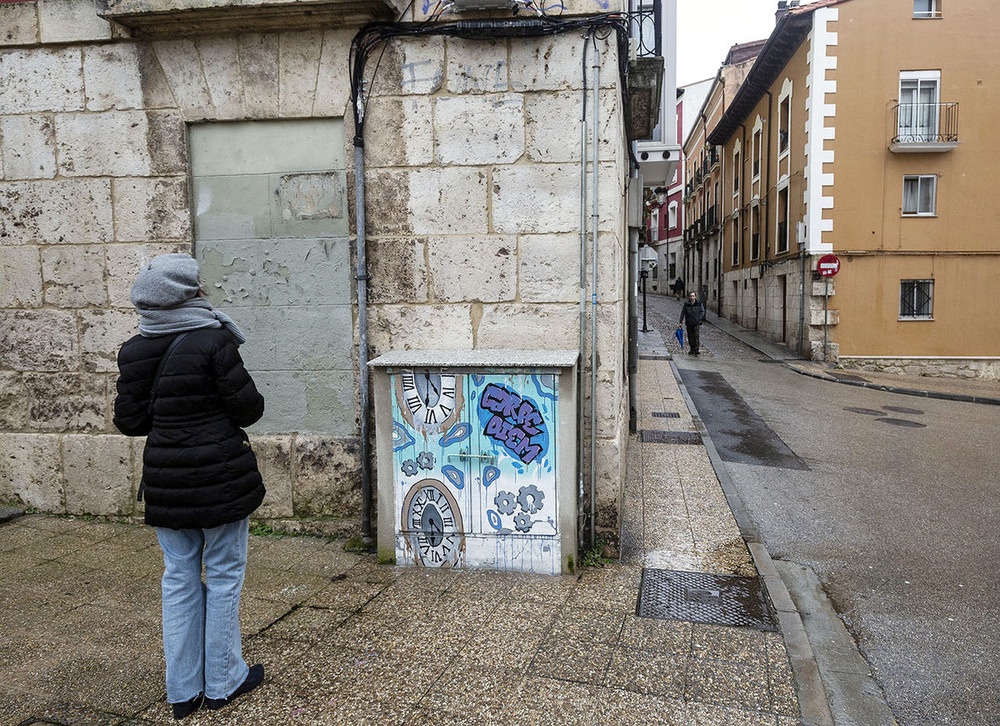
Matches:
[902,174,937,216]
[778,78,793,161]
[899,279,934,320]
[898,70,941,143]
[668,201,678,229]
[650,208,659,242]
[731,215,740,266]
[775,181,791,254]
[913,0,941,19]
[751,117,764,184]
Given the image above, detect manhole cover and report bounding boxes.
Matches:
[844,407,883,416]
[636,569,777,631]
[652,412,681,419]
[883,405,924,415]
[640,430,702,445]
[876,417,926,428]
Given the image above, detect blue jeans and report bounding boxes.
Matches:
[156,518,250,704]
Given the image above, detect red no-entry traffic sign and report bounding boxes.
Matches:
[817,254,841,277]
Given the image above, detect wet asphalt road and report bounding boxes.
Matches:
[643,293,1000,726]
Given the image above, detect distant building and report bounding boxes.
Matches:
[681,41,765,310]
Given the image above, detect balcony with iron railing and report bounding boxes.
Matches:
[891,102,959,152]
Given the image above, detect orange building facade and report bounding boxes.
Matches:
[707,0,999,378]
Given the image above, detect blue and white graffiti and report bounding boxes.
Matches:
[392,370,559,573]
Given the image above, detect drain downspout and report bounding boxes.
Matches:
[578,50,588,552]
[589,41,600,549]
[354,138,373,540]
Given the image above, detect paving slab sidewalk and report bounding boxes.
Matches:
[1,350,804,726]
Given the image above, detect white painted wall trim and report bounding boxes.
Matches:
[804,7,839,253]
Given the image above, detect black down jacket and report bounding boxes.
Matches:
[113,329,265,530]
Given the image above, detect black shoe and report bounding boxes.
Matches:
[171,694,203,720]
[204,664,264,711]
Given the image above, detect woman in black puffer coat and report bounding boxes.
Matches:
[114,253,265,720]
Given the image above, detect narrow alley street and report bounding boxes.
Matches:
[641,292,1000,726]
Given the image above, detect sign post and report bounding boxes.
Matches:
[817,254,840,360]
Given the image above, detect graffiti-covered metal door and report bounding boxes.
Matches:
[391,369,560,574]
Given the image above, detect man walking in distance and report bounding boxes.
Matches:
[678,291,706,355]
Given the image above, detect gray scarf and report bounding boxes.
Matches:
[137,298,247,345]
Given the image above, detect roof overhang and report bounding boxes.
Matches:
[97,0,404,37]
[706,10,814,146]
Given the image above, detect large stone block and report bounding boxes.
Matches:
[239,33,280,119]
[147,111,188,175]
[510,36,616,93]
[55,111,153,177]
[106,242,190,308]
[293,435,362,518]
[380,37,444,96]
[0,434,64,512]
[0,115,57,180]
[80,309,138,373]
[362,96,434,168]
[0,246,42,307]
[24,372,108,432]
[492,164,577,234]
[250,435,294,519]
[63,434,133,516]
[408,167,489,235]
[84,43,144,112]
[112,177,190,242]
[525,89,621,163]
[0,310,80,371]
[152,38,214,120]
[248,368,357,437]
[0,3,38,46]
[364,169,411,236]
[368,304,474,357]
[38,0,112,43]
[0,372,28,430]
[445,38,508,94]
[518,233,579,304]
[42,245,108,307]
[426,235,516,303]
[196,36,245,119]
[312,28,354,118]
[0,179,113,246]
[278,30,324,118]
[0,48,84,114]
[367,237,429,305]
[476,303,579,349]
[434,95,524,165]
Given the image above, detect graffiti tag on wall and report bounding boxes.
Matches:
[479,383,546,464]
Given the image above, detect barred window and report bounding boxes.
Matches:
[900,279,933,319]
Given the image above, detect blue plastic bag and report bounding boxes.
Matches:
[675,327,684,348]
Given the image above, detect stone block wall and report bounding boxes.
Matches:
[0,0,631,545]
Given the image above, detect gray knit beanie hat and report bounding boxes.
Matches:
[130,253,201,309]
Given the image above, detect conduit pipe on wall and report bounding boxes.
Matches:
[354,139,373,540]
[589,40,600,549]
[578,40,589,552]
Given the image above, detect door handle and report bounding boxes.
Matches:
[448,453,496,465]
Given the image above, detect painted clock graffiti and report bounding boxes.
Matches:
[396,370,463,432]
[401,478,465,567]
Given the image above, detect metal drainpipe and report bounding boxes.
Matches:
[578,52,588,552]
[589,42,600,549]
[717,148,724,313]
[354,139,373,540]
[764,90,773,266]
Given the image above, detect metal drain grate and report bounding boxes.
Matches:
[639,354,672,361]
[652,412,681,419]
[640,430,701,445]
[636,569,777,631]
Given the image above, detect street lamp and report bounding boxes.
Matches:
[654,187,667,205]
